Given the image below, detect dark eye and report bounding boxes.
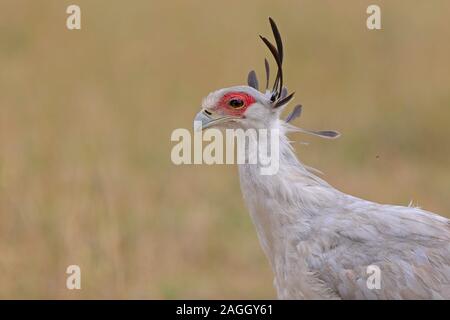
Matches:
[229,98,244,108]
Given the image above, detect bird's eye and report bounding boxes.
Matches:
[229,98,244,109]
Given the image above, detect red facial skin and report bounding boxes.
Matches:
[216,92,256,117]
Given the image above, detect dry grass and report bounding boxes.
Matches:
[0,0,449,298]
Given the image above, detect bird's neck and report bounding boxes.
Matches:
[237,120,331,266]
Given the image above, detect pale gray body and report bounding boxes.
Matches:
[238,120,450,299]
[195,17,450,299]
[196,86,450,299]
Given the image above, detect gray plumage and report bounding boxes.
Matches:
[285,104,302,123]
[247,70,259,91]
[195,18,450,299]
[237,125,450,299]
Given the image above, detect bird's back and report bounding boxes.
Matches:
[293,194,450,299]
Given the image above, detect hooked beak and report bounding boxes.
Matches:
[193,109,237,131]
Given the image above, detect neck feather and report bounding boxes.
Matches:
[237,120,335,264]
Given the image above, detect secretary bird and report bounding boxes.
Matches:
[194,18,450,299]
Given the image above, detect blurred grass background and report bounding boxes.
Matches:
[0,0,449,298]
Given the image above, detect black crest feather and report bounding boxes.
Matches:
[259,18,288,104]
[264,58,270,91]
[244,18,340,140]
[273,91,295,109]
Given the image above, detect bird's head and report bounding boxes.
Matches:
[195,86,278,130]
[194,18,339,139]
